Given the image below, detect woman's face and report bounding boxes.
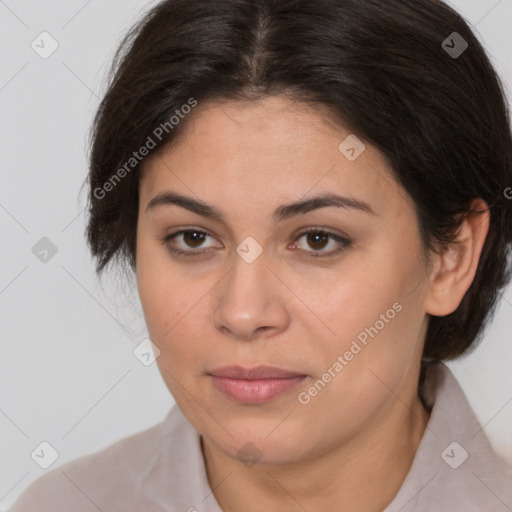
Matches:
[136,95,432,465]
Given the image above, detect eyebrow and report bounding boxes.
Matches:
[145,191,377,222]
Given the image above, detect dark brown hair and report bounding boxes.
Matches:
[86,0,512,364]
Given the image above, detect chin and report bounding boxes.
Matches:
[206,421,312,466]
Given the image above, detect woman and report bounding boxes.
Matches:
[9,0,512,510]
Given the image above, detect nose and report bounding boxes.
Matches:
[212,252,290,342]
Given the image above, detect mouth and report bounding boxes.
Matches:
[208,365,307,404]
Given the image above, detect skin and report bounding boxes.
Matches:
[136,95,489,512]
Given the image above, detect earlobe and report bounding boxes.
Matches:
[424,199,490,317]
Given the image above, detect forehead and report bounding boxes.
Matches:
[139,96,412,220]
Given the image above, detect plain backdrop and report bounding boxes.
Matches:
[1,0,511,508]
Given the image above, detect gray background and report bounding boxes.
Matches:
[1,0,511,508]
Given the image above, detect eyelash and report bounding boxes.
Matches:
[160,228,351,258]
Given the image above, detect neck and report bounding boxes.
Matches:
[202,392,430,512]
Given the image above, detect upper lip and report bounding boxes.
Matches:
[209,365,306,379]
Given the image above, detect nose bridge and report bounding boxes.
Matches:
[213,247,289,340]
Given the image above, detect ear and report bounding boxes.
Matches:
[424,198,490,316]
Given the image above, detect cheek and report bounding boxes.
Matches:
[297,265,398,341]
[138,267,202,342]
[136,238,216,370]
[299,252,425,377]
[136,233,187,339]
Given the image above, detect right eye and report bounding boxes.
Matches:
[160,229,222,257]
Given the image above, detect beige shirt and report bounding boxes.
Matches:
[7,364,512,511]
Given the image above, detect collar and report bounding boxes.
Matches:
[155,363,512,511]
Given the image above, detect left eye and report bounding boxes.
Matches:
[161,228,350,258]
[292,229,350,257]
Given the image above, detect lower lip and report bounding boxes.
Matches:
[210,376,306,404]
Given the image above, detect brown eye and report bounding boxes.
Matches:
[182,230,207,248]
[305,231,329,250]
[161,229,221,256]
[293,229,351,257]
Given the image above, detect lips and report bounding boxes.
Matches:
[209,365,305,379]
[208,365,307,404]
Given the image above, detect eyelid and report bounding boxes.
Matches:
[160,227,351,258]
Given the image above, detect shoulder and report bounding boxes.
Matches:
[387,364,512,512]
[7,407,185,512]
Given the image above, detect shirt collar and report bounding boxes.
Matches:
[157,363,512,511]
